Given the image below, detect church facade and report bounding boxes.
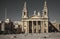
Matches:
[21,1,48,33]
[0,1,60,34]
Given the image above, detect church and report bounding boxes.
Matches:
[19,1,49,33]
[0,1,60,34]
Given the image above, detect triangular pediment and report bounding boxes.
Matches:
[30,15,41,18]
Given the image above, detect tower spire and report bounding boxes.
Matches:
[42,0,48,17]
[23,1,27,12]
[44,0,47,7]
[22,1,28,18]
[44,0,47,10]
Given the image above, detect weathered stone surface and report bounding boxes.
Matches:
[0,33,60,39]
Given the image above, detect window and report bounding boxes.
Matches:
[24,12,25,15]
[44,12,46,15]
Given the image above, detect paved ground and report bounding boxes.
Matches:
[0,33,60,39]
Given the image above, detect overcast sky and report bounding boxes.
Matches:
[0,0,60,23]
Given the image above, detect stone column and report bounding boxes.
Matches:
[41,21,42,33]
[27,21,29,33]
[43,21,44,33]
[22,21,24,32]
[36,21,38,33]
[26,21,28,33]
[41,21,44,33]
[23,21,28,34]
[46,21,48,33]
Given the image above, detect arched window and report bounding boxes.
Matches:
[24,12,26,15]
[44,11,46,15]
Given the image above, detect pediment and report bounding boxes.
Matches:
[30,15,41,18]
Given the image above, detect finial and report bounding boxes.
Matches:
[38,11,40,16]
[44,0,47,7]
[23,1,27,9]
[34,10,36,15]
[23,1,27,12]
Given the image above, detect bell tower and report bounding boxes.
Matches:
[41,1,49,33]
[22,1,28,19]
[43,1,48,18]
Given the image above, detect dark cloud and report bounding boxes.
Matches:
[0,0,60,22]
